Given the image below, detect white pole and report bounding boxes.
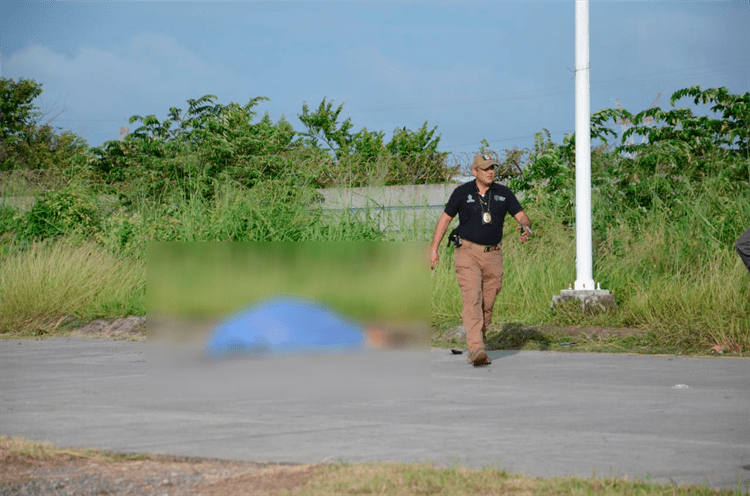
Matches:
[574,0,594,291]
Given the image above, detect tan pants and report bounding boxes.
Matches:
[454,242,504,352]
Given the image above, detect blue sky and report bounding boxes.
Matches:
[2,1,748,160]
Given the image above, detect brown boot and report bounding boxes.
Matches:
[467,349,491,367]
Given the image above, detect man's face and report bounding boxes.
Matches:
[473,165,496,186]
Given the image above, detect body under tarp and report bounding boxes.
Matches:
[205,295,366,357]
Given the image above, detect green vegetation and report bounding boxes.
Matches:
[1,436,742,495]
[0,239,144,335]
[295,461,742,496]
[0,77,748,354]
[147,241,429,323]
[1,435,149,463]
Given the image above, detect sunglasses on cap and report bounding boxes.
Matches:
[481,155,497,169]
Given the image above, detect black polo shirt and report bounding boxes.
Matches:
[444,180,523,246]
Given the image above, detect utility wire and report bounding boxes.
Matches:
[348,59,747,115]
[440,130,575,150]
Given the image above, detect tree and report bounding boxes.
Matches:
[298,97,355,158]
[1,78,43,141]
[1,78,88,172]
[621,86,749,158]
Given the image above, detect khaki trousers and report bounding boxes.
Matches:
[454,243,504,352]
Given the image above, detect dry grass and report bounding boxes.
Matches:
[0,239,144,336]
[291,461,740,496]
[1,437,741,496]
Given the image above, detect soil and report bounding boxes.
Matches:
[440,322,643,343]
[68,316,147,341]
[0,447,325,496]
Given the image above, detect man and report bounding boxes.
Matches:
[430,153,532,366]
[736,226,750,273]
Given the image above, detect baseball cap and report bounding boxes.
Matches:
[472,153,498,170]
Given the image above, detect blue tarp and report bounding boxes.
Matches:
[205,295,366,357]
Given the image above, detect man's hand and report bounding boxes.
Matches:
[516,224,531,243]
[430,212,453,270]
[513,211,532,243]
[430,250,439,270]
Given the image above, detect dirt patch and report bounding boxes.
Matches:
[440,323,643,341]
[436,322,646,351]
[1,442,323,496]
[532,324,643,338]
[68,316,146,341]
[15,315,645,346]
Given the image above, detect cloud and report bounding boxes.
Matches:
[5,32,244,135]
[343,46,513,114]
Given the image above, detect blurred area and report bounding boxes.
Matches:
[146,241,431,401]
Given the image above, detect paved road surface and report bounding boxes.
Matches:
[1,338,748,491]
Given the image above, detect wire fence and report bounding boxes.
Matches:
[0,147,530,200]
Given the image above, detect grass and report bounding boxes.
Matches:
[1,436,742,495]
[430,201,750,355]
[1,168,748,353]
[292,461,743,496]
[146,240,430,323]
[0,435,149,463]
[430,324,701,356]
[0,238,145,336]
[0,169,70,198]
[1,211,747,354]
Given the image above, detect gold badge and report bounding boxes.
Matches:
[482,212,492,224]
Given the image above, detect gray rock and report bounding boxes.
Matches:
[442,325,466,340]
[72,316,146,340]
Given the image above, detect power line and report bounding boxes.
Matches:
[347,58,747,115]
[44,59,746,124]
[440,129,575,150]
[52,118,128,122]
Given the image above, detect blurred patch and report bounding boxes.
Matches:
[205,295,366,358]
[145,241,431,402]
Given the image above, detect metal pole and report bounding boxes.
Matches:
[574,0,594,290]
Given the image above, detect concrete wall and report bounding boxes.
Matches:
[315,181,472,236]
[1,180,481,238]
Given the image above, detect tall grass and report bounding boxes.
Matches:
[431,189,749,353]
[146,241,429,323]
[0,239,145,335]
[1,162,748,351]
[298,461,743,496]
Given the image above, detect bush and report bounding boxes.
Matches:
[20,183,102,240]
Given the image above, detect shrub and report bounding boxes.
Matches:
[20,183,101,240]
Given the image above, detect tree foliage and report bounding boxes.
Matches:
[623,86,749,157]
[0,78,43,141]
[0,78,89,172]
[298,97,452,186]
[90,95,307,199]
[3,83,747,259]
[507,86,749,234]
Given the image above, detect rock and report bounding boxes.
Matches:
[72,316,146,340]
[551,289,618,315]
[442,325,466,340]
[109,316,146,334]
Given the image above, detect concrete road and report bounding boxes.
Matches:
[1,338,748,491]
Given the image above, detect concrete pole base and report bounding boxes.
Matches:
[551,289,618,315]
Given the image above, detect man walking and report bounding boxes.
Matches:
[430,153,532,366]
[737,226,750,273]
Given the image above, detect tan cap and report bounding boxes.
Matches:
[472,153,498,170]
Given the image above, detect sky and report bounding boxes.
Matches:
[2,0,748,162]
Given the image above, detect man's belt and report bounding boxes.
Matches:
[461,239,501,252]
